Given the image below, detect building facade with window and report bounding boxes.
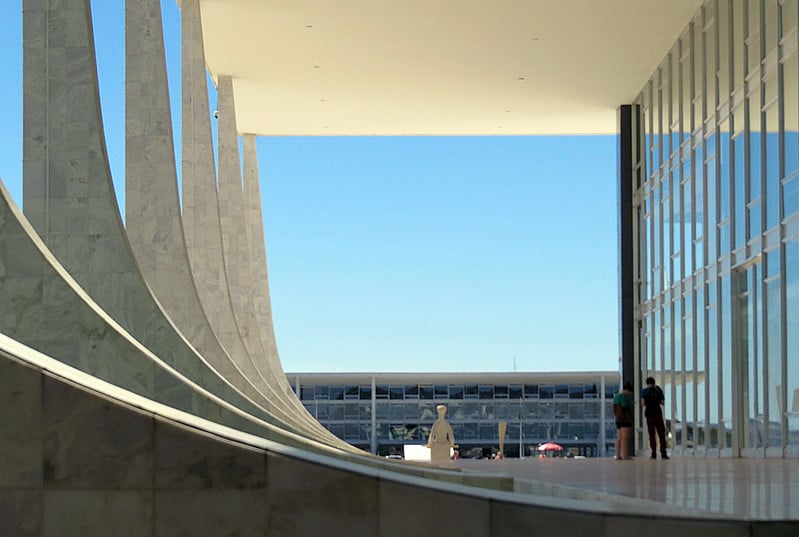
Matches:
[619,0,799,458]
[289,372,619,458]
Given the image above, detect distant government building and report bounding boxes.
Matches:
[0,0,797,535]
[289,372,619,457]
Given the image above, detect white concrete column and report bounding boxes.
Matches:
[180,0,232,324]
[22,0,130,308]
[216,78,335,440]
[216,76,256,356]
[125,0,305,428]
[180,0,267,393]
[242,135,282,378]
[242,135,317,413]
[19,0,288,436]
[180,3,335,442]
[214,77,277,391]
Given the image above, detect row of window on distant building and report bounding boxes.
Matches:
[299,399,611,422]
[298,383,616,402]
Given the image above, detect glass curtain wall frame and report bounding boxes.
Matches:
[631,0,799,458]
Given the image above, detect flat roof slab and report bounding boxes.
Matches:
[197,0,704,135]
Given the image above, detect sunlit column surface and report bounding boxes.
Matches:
[125,0,310,431]
[215,76,334,438]
[242,134,303,402]
[17,0,324,442]
[180,0,268,394]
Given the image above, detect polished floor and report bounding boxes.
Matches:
[453,456,799,521]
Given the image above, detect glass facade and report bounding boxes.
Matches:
[289,373,618,458]
[631,0,799,457]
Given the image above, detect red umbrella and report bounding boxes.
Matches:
[537,442,563,452]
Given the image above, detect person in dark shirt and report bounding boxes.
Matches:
[640,377,669,459]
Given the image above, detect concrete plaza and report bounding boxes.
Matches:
[454,457,799,521]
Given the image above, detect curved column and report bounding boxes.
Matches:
[215,77,329,437]
[124,0,313,435]
[215,76,262,366]
[180,0,264,392]
[180,1,330,439]
[0,178,316,450]
[19,0,327,443]
[242,135,282,379]
[22,0,130,314]
[242,134,316,414]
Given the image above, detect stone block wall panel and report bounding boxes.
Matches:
[0,355,43,489]
[264,452,379,535]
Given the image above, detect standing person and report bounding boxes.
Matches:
[613,382,634,459]
[641,377,670,459]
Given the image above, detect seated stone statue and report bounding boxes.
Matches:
[427,404,455,461]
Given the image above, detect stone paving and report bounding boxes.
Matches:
[454,456,799,521]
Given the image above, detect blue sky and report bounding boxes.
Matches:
[0,1,620,374]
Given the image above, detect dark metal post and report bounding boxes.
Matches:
[618,104,638,456]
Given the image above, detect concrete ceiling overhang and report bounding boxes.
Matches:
[196,0,704,136]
